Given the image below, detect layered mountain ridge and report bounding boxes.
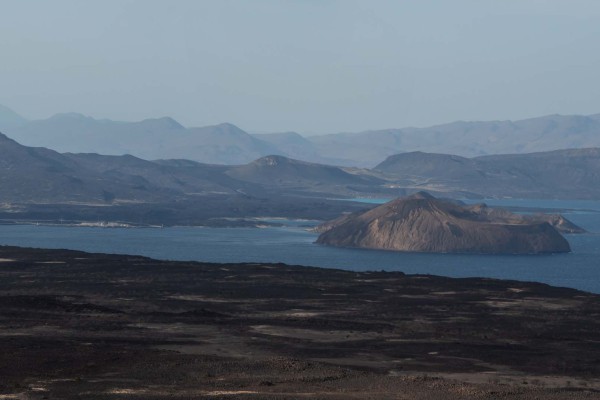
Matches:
[2,105,600,167]
[375,148,600,199]
[1,125,598,227]
[2,127,600,206]
[0,131,382,205]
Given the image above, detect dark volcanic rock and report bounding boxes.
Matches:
[316,192,572,254]
[1,246,599,398]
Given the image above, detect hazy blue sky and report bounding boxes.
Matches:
[1,0,599,133]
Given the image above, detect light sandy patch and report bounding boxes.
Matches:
[130,322,217,333]
[167,294,236,303]
[35,261,66,264]
[431,291,457,295]
[483,297,578,310]
[315,356,399,370]
[147,323,275,359]
[107,388,149,395]
[0,258,15,262]
[158,341,267,359]
[399,294,434,299]
[482,300,518,308]
[0,332,31,337]
[133,323,255,355]
[508,287,527,293]
[284,311,323,317]
[202,391,258,396]
[250,325,387,342]
[395,370,600,391]
[0,326,73,337]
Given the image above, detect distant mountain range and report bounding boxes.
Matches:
[1,124,600,210]
[1,125,600,225]
[5,112,277,165]
[0,132,380,225]
[2,104,600,167]
[0,132,179,204]
[375,148,600,199]
[0,132,382,205]
[0,104,28,131]
[0,107,340,166]
[310,114,600,166]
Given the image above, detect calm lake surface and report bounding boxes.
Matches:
[1,199,599,293]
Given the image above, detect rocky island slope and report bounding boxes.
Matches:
[316,192,575,254]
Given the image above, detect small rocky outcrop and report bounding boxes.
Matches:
[463,203,587,234]
[531,214,586,234]
[316,192,573,254]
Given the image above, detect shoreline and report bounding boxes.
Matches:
[0,225,597,295]
[0,217,313,229]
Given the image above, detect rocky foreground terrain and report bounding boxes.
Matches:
[317,193,575,254]
[0,246,599,399]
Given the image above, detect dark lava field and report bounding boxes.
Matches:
[0,246,599,399]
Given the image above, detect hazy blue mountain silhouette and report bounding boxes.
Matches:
[3,105,600,168]
[376,148,600,199]
[0,105,28,131]
[8,113,278,165]
[310,114,600,166]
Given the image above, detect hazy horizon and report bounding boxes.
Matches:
[2,0,600,134]
[3,102,600,137]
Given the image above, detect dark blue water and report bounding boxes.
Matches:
[0,199,599,293]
